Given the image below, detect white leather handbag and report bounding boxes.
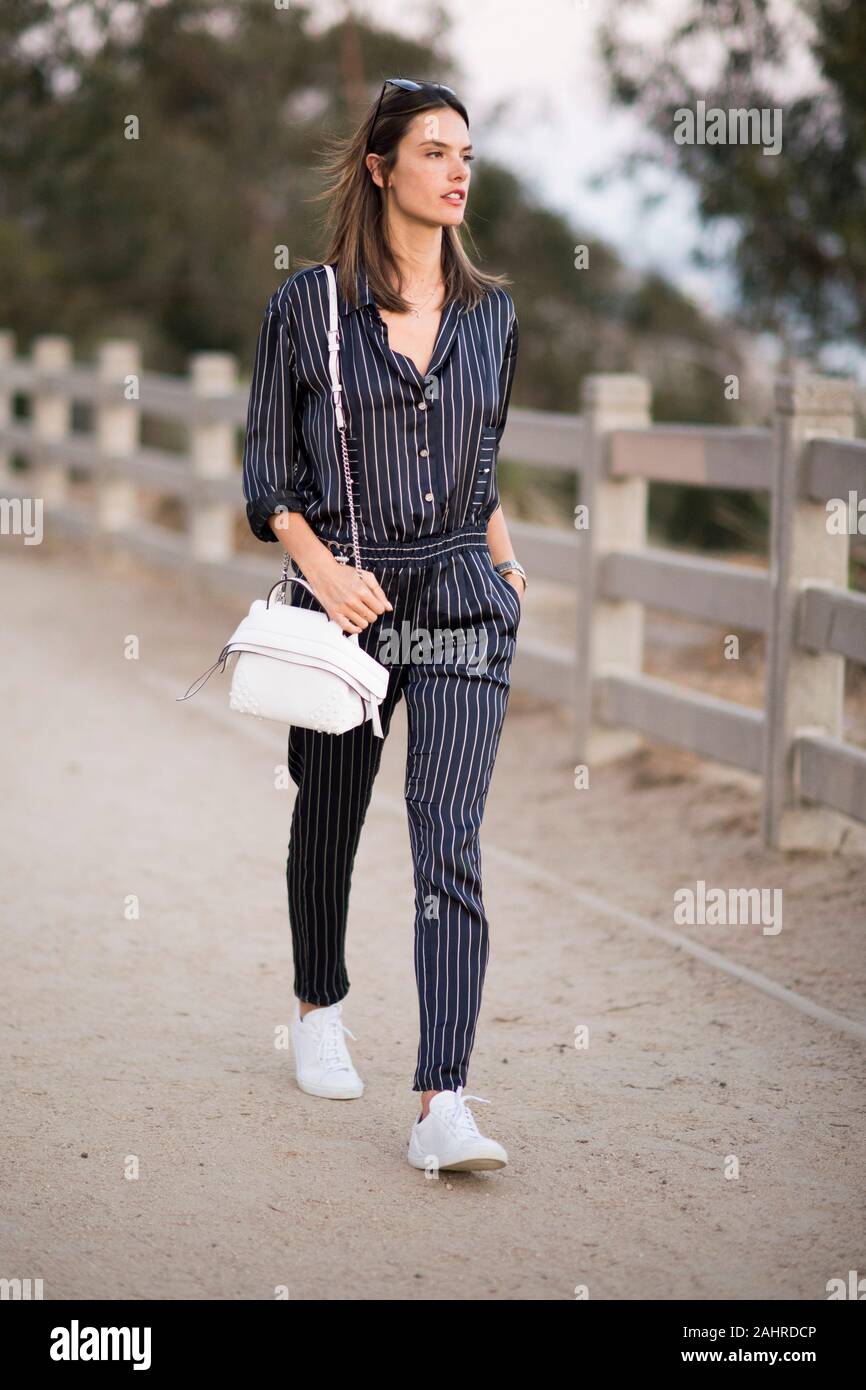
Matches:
[177,263,390,738]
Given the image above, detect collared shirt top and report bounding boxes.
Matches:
[241,261,518,545]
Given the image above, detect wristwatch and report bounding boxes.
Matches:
[494,558,526,589]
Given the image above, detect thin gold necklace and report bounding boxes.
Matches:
[405,278,444,318]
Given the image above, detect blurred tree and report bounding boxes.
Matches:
[0,1,744,371]
[0,0,776,547]
[0,0,447,363]
[598,0,866,354]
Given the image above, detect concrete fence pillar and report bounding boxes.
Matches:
[96,339,141,532]
[188,352,237,564]
[33,335,72,510]
[761,373,855,850]
[0,331,15,482]
[576,374,652,763]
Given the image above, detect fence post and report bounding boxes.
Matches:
[0,331,14,483]
[761,372,854,850]
[575,374,652,764]
[33,335,72,511]
[188,352,238,564]
[96,339,141,532]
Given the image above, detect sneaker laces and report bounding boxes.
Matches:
[315,1012,357,1074]
[440,1085,490,1139]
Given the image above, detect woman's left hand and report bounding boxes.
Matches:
[504,573,525,602]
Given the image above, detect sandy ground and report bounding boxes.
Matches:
[1,533,865,1302]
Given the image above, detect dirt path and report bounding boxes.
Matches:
[2,535,864,1301]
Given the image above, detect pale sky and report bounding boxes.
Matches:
[73,0,862,376]
[305,0,775,318]
[305,0,857,375]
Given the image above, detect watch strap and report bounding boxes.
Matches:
[494,558,526,588]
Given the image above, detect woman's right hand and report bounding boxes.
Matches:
[304,552,393,634]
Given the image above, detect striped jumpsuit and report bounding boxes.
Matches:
[241,262,520,1093]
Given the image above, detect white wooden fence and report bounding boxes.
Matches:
[0,330,864,850]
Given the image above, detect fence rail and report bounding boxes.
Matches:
[0,329,863,850]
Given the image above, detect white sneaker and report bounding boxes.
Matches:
[407,1086,508,1172]
[291,998,364,1099]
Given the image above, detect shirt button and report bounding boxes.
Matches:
[424,492,434,501]
[419,449,428,457]
[417,402,427,411]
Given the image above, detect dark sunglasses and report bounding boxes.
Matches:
[365,78,458,155]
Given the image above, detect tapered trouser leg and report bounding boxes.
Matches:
[286,691,402,1005]
[285,562,411,1007]
[402,542,521,1092]
[283,524,520,1086]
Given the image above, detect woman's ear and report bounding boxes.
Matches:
[365,153,388,190]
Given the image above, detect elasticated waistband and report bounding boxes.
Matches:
[315,520,490,567]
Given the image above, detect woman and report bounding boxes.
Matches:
[241,78,526,1173]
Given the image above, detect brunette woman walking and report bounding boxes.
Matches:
[241,79,525,1172]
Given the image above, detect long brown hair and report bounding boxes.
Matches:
[295,80,511,314]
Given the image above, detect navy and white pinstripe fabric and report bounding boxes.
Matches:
[241,261,517,546]
[240,261,521,1095]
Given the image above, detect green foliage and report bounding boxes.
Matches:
[0,0,832,552]
[598,0,866,351]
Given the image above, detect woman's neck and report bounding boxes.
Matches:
[383,219,444,296]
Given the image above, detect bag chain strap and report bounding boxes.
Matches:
[279,262,362,602]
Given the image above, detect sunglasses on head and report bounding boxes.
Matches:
[365,78,458,155]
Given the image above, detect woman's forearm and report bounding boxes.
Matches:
[485,504,512,562]
[267,508,333,582]
[486,504,526,595]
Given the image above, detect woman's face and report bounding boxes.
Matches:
[369,105,472,228]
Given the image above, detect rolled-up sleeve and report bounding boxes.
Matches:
[488,310,519,516]
[241,293,308,543]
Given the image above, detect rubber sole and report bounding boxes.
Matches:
[408,1148,507,1171]
[295,1076,364,1099]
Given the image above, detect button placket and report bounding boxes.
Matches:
[418,398,436,508]
[470,427,498,521]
